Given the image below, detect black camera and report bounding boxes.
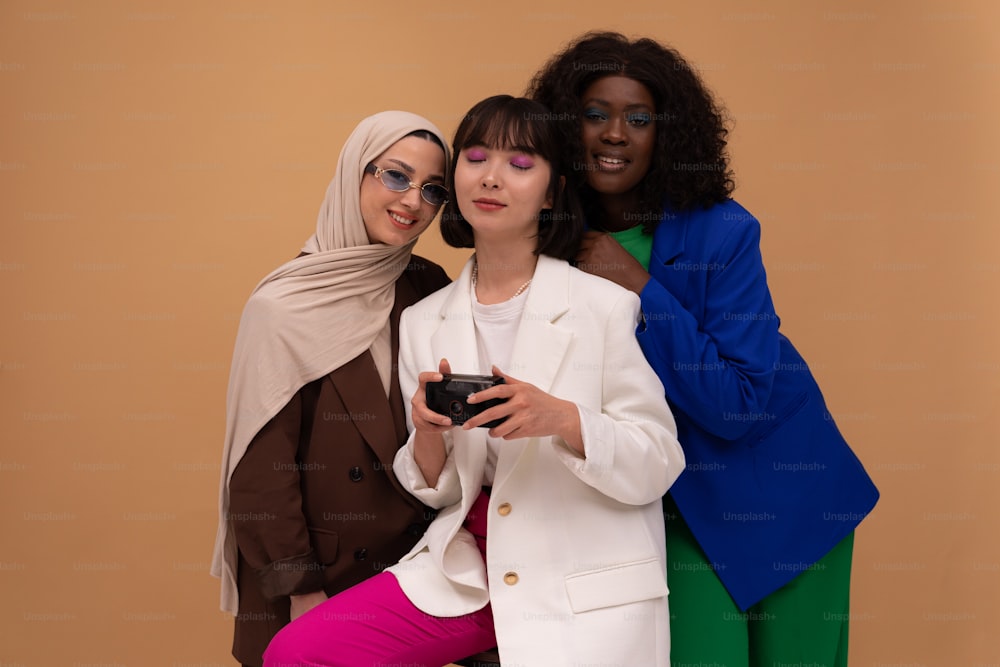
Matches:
[425,374,508,428]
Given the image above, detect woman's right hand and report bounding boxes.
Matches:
[410,358,454,488]
[411,358,455,434]
[289,590,328,621]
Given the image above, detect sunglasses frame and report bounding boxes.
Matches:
[364,163,449,206]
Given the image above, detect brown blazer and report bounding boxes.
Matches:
[227,255,449,666]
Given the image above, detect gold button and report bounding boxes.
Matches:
[503,572,519,586]
[497,503,512,516]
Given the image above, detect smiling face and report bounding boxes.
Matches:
[359,135,447,246]
[579,75,657,201]
[453,145,554,244]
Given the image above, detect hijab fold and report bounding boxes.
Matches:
[210,111,449,613]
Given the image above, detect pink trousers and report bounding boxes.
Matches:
[263,491,497,667]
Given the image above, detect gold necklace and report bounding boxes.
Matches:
[471,262,532,300]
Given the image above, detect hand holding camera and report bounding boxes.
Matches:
[425,374,509,429]
[415,363,583,453]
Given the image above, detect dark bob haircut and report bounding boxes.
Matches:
[527,31,735,232]
[440,95,583,261]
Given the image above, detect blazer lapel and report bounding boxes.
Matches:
[651,208,691,298]
[430,259,481,375]
[329,351,399,468]
[327,278,431,486]
[493,256,574,488]
[428,259,490,520]
[505,255,573,392]
[651,208,687,265]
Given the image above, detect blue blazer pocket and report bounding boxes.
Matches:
[748,391,810,446]
[564,557,668,613]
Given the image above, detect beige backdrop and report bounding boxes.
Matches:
[2,0,998,664]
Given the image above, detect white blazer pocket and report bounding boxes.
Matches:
[564,557,669,613]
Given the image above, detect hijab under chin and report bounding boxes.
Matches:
[211,111,449,614]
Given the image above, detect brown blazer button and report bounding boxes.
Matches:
[348,466,364,482]
[497,503,512,516]
[503,572,518,586]
[354,548,368,561]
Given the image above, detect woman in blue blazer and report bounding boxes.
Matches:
[530,32,879,666]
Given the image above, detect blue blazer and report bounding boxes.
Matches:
[635,199,879,610]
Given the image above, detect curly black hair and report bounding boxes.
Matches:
[440,95,583,261]
[527,31,734,231]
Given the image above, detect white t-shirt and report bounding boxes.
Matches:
[471,283,530,485]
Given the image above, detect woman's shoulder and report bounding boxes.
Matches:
[667,198,758,229]
[659,199,763,250]
[406,253,447,275]
[567,262,630,292]
[564,262,640,312]
[242,278,286,318]
[403,254,451,291]
[400,268,460,319]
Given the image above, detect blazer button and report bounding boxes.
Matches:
[497,503,512,516]
[503,572,519,586]
[348,466,364,482]
[354,548,368,561]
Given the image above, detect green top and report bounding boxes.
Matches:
[609,224,654,271]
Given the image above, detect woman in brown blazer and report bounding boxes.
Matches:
[210,111,452,666]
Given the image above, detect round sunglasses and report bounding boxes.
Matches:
[364,163,449,206]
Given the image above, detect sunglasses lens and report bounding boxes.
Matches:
[379,169,411,192]
[372,164,447,206]
[422,185,449,206]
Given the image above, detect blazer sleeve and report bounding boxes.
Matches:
[393,306,463,508]
[553,290,685,506]
[636,214,780,441]
[228,387,325,600]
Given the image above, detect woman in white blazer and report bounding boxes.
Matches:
[263,95,685,667]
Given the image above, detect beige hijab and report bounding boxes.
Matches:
[211,111,450,613]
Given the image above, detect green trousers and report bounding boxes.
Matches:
[664,495,854,667]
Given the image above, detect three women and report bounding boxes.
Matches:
[219,30,879,667]
[261,95,684,667]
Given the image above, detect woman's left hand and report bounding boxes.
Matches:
[463,366,584,455]
[576,231,651,295]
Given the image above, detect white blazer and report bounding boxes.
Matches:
[389,255,684,667]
